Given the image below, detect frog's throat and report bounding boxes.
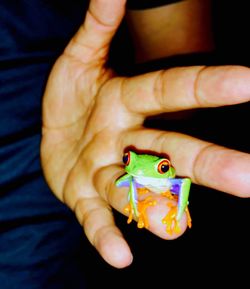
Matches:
[134,175,171,194]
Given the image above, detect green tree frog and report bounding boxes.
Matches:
[116,150,192,234]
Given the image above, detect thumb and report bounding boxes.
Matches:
[65,0,126,63]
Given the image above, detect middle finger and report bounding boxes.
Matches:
[121,128,250,198]
[121,65,250,115]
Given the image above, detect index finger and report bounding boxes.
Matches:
[121,65,250,115]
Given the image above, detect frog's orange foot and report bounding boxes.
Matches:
[137,188,150,195]
[162,203,181,235]
[137,197,157,229]
[124,203,134,224]
[161,191,178,201]
[185,207,192,229]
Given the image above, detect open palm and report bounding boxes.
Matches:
[41,0,250,268]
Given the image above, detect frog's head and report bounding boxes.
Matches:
[122,151,175,178]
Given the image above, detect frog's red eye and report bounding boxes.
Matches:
[122,152,130,166]
[158,159,170,174]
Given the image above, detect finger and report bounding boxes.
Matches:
[65,0,126,62]
[60,139,133,268]
[121,128,250,198]
[94,165,189,240]
[74,196,133,268]
[121,65,250,115]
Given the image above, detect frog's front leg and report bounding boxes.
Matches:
[126,181,157,229]
[116,174,138,223]
[116,175,156,228]
[162,178,192,234]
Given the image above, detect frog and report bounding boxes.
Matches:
[115,150,192,234]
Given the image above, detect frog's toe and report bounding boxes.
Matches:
[162,203,181,234]
[137,197,157,229]
[124,203,133,224]
[161,191,177,200]
[137,188,150,195]
[185,207,192,229]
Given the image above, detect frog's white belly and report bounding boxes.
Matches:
[134,176,171,194]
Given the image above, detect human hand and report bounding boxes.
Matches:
[41,0,250,268]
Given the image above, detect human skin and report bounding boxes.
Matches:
[126,0,214,62]
[41,0,250,269]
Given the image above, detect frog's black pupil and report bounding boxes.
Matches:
[161,164,169,173]
[123,154,129,165]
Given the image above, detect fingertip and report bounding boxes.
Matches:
[89,0,126,26]
[145,197,189,240]
[65,0,126,62]
[96,228,133,268]
[198,65,250,106]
